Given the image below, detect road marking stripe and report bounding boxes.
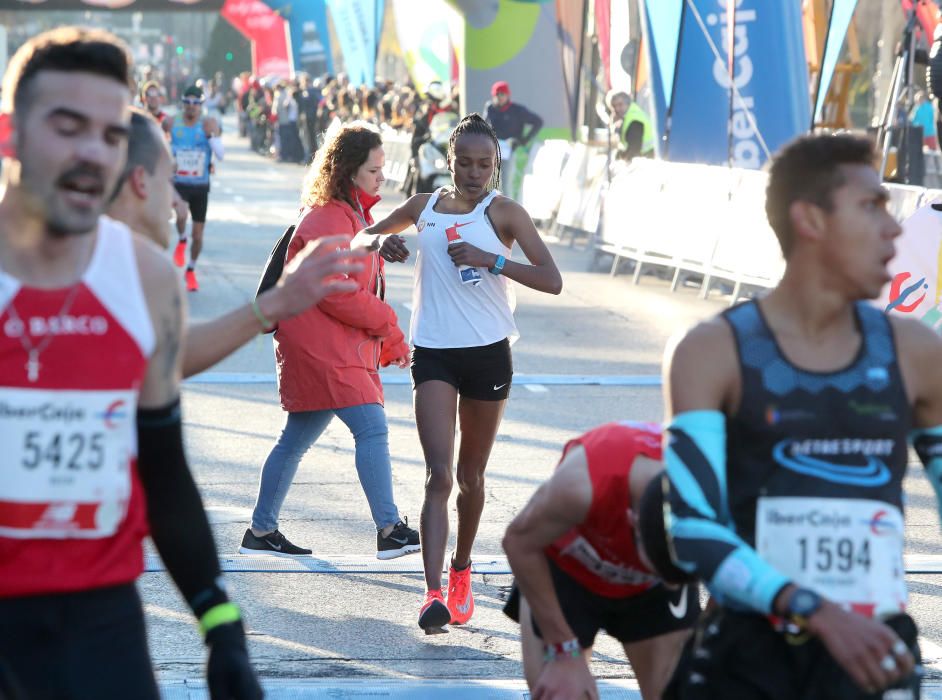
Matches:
[157,679,644,699]
[155,679,942,699]
[143,553,942,576]
[144,554,510,574]
[185,372,663,387]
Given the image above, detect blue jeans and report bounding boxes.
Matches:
[251,403,400,532]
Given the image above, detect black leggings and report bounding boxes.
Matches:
[0,583,159,700]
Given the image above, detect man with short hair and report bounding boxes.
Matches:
[169,85,222,291]
[483,81,543,152]
[0,27,260,699]
[604,89,655,160]
[108,108,365,378]
[662,133,940,699]
[483,81,542,195]
[503,421,699,700]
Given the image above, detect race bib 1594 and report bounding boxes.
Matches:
[756,496,907,616]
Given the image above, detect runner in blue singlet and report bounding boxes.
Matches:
[169,85,223,292]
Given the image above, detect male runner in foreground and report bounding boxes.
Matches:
[108,108,366,378]
[0,28,259,698]
[503,421,698,700]
[663,134,941,699]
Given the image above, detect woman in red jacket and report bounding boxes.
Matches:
[240,124,420,559]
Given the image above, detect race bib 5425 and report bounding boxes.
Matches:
[0,387,136,539]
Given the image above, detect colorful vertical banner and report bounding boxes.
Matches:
[262,0,334,76]
[641,0,682,139]
[643,0,809,168]
[392,0,456,93]
[222,0,293,77]
[608,0,632,94]
[812,0,858,126]
[556,0,588,139]
[595,0,611,90]
[325,0,385,86]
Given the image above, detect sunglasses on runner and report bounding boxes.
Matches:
[182,97,203,105]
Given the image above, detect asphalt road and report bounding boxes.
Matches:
[142,121,942,699]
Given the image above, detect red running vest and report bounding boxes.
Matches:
[0,218,154,597]
[545,421,663,598]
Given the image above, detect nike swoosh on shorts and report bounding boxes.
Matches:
[668,586,688,619]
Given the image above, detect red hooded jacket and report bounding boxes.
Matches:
[274,187,408,412]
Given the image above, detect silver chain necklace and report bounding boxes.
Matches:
[0,249,88,383]
[4,284,83,382]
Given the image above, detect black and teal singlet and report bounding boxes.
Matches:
[725,300,911,542]
[666,300,911,616]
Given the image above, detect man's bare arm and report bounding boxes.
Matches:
[502,445,592,644]
[136,238,185,406]
[183,236,366,378]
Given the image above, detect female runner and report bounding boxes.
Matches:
[359,113,562,631]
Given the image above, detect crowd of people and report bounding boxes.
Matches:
[231,71,461,165]
[1,24,941,700]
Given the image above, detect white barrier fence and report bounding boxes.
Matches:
[381,134,942,304]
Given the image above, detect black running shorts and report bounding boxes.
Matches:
[175,182,210,223]
[411,338,513,401]
[504,558,700,649]
[0,583,160,699]
[663,608,921,700]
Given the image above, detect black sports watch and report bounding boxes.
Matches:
[785,587,823,630]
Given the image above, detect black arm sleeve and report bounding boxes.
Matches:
[137,400,228,618]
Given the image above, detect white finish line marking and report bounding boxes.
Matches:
[185,372,663,387]
[144,553,942,576]
[157,679,942,699]
[159,679,644,699]
[525,384,549,393]
[145,554,511,574]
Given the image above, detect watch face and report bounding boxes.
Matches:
[792,590,818,616]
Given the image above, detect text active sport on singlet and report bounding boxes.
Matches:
[410,187,518,349]
[725,300,910,617]
[0,217,155,597]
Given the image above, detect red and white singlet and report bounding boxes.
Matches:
[0,217,155,597]
[545,421,664,598]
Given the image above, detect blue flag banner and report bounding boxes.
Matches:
[814,0,859,126]
[643,0,810,169]
[326,0,385,86]
[642,0,683,148]
[263,0,334,76]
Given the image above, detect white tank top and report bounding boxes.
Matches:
[411,188,518,348]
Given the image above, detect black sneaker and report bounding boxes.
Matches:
[239,528,311,556]
[376,518,420,560]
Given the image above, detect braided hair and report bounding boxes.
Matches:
[447,113,501,191]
